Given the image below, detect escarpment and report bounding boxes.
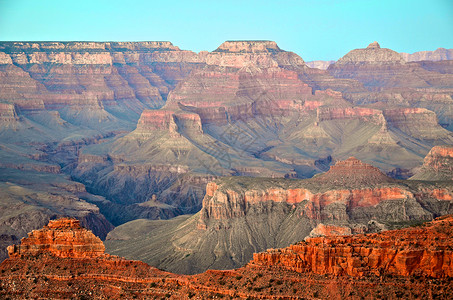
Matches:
[2,216,452,299]
[252,215,453,278]
[411,145,453,180]
[105,157,453,274]
[198,158,451,226]
[2,40,453,280]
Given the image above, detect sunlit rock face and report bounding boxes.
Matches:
[7,218,105,259]
[2,216,453,299]
[253,215,453,278]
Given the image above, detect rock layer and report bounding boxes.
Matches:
[7,218,105,259]
[1,216,453,299]
[252,215,453,278]
[411,145,453,180]
[106,157,453,274]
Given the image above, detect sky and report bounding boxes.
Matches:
[0,0,452,61]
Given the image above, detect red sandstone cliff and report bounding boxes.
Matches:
[2,217,453,299]
[252,215,453,278]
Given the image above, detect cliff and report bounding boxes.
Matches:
[2,217,452,299]
[214,40,282,53]
[105,158,453,275]
[411,145,453,180]
[252,215,453,278]
[3,40,453,278]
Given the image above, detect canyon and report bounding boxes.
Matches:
[1,216,452,299]
[105,156,453,274]
[1,40,453,275]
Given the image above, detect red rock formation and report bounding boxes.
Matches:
[137,109,176,130]
[411,145,453,180]
[2,216,452,299]
[313,157,394,185]
[199,158,452,223]
[308,223,353,237]
[328,42,453,92]
[7,218,105,259]
[383,107,444,137]
[252,215,453,278]
[136,109,203,135]
[214,40,282,53]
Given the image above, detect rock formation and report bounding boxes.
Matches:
[334,41,405,65]
[400,47,453,62]
[2,40,453,266]
[411,145,453,180]
[1,216,452,299]
[7,218,105,259]
[252,215,453,278]
[105,157,453,274]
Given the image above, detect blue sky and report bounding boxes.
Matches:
[0,0,451,61]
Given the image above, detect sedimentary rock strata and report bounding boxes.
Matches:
[1,216,452,299]
[252,215,453,278]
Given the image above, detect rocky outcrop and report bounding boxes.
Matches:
[214,40,282,53]
[2,217,452,299]
[7,218,105,259]
[3,40,453,279]
[411,145,453,180]
[136,109,203,135]
[0,41,204,120]
[311,157,393,185]
[334,42,405,65]
[0,103,19,123]
[252,215,453,278]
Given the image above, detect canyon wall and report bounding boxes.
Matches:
[252,215,453,278]
[105,157,453,274]
[2,216,452,299]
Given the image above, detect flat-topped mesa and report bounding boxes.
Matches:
[314,157,394,186]
[136,110,176,130]
[0,41,180,52]
[207,40,304,68]
[333,41,406,65]
[7,218,105,259]
[135,109,203,135]
[214,40,282,53]
[316,106,385,125]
